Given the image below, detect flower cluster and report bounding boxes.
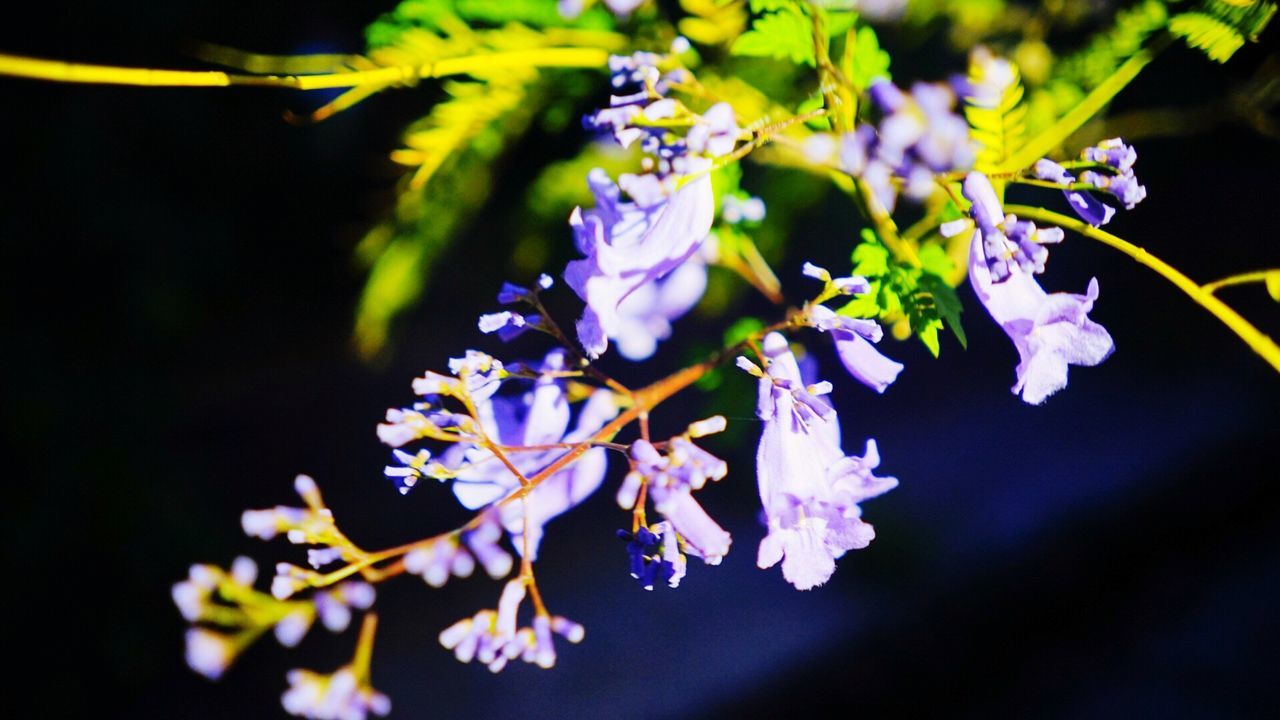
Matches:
[439,579,585,673]
[174,557,319,679]
[839,80,975,212]
[569,45,748,359]
[1034,138,1147,226]
[948,172,1115,404]
[282,666,390,720]
[616,415,733,576]
[739,333,899,590]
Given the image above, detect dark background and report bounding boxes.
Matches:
[2,2,1278,718]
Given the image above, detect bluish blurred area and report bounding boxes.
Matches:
[1,2,1277,718]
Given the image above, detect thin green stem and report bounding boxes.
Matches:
[0,47,614,90]
[1000,34,1171,172]
[1007,204,1280,374]
[1202,270,1279,295]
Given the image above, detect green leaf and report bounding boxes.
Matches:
[919,273,967,349]
[963,57,1026,175]
[851,228,890,276]
[841,231,966,354]
[724,316,766,346]
[1170,2,1276,64]
[826,10,858,37]
[1170,12,1247,63]
[847,25,891,90]
[732,6,815,66]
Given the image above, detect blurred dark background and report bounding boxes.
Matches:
[2,2,1278,718]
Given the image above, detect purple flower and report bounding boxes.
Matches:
[1034,159,1115,227]
[564,168,715,358]
[947,172,1064,283]
[959,173,1115,404]
[744,333,897,590]
[841,80,973,212]
[438,580,584,672]
[685,102,741,157]
[627,436,732,565]
[450,379,618,560]
[807,305,904,393]
[478,310,541,343]
[281,667,391,720]
[610,254,707,360]
[720,194,766,224]
[616,521,686,590]
[1033,139,1146,225]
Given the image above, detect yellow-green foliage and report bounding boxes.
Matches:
[964,63,1026,176]
[1170,0,1276,64]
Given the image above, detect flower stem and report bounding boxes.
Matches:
[1006,204,1280,374]
[0,47,613,90]
[351,613,378,684]
[1000,34,1171,172]
[1202,270,1280,296]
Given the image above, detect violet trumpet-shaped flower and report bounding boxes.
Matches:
[957,173,1115,404]
[442,351,620,559]
[807,305,904,393]
[944,171,1065,283]
[744,333,898,591]
[624,433,732,565]
[564,168,715,358]
[610,253,707,360]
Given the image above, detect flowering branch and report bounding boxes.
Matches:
[1006,204,1280,374]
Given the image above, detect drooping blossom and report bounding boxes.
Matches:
[281,666,390,720]
[609,252,708,360]
[564,168,715,358]
[438,580,584,673]
[953,172,1114,404]
[619,417,732,566]
[841,80,974,212]
[942,171,1065,283]
[1033,138,1146,226]
[743,333,898,590]
[801,262,903,393]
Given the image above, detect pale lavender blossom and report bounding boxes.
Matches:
[628,436,732,564]
[947,171,1064,282]
[610,253,707,360]
[1034,158,1115,227]
[477,311,540,342]
[840,80,973,212]
[438,580,584,673]
[959,172,1115,404]
[281,667,390,720]
[313,582,375,634]
[744,333,897,590]
[807,305,903,393]
[564,168,715,358]
[720,194,766,224]
[439,352,619,558]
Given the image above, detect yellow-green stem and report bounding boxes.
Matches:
[0,47,612,90]
[1007,204,1280,374]
[1000,34,1171,172]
